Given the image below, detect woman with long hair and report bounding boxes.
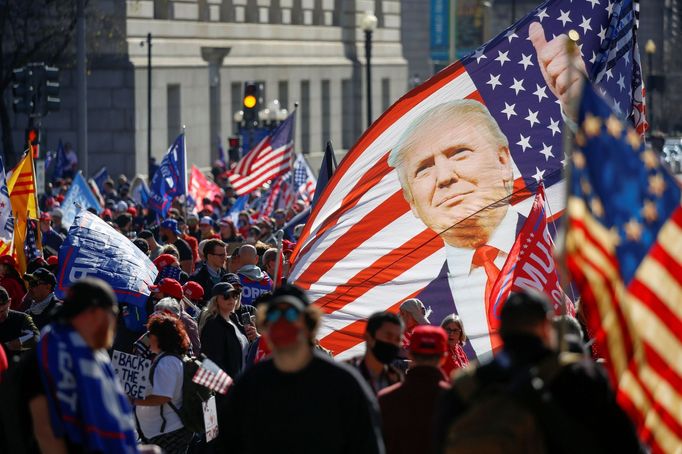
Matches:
[133,314,192,454]
[199,282,249,379]
[440,314,469,377]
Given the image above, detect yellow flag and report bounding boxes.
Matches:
[7,152,39,274]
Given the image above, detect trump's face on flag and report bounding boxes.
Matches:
[389,100,514,249]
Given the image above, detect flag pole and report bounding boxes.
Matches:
[182,125,189,222]
[289,102,299,200]
[557,29,581,354]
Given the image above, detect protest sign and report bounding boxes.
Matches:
[203,396,219,442]
[111,350,151,399]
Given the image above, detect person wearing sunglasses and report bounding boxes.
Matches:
[189,239,228,303]
[216,284,384,454]
[23,268,62,331]
[198,282,249,380]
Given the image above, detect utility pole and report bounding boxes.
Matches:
[147,33,152,177]
[76,0,88,175]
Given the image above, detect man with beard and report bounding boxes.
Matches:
[217,285,385,454]
[347,311,404,394]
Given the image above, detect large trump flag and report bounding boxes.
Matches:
[290,0,645,359]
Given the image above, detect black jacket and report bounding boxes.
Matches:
[200,314,244,379]
[189,265,225,303]
[25,295,62,331]
[434,334,642,454]
[0,310,39,356]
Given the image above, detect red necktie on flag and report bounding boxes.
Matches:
[472,245,502,351]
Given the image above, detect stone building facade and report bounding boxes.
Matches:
[10,0,408,177]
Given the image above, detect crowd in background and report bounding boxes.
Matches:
[0,168,644,454]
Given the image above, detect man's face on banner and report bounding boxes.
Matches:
[397,109,513,248]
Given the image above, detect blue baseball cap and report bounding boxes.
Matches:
[160,219,182,235]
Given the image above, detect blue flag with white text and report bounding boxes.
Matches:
[57,211,158,332]
[149,134,187,216]
[61,172,103,229]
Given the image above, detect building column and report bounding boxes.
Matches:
[202,47,231,161]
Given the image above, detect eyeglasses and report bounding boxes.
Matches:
[444,327,462,334]
[221,292,239,300]
[266,306,300,324]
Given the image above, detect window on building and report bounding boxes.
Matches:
[231,82,242,134]
[167,84,181,147]
[300,80,310,154]
[278,81,289,110]
[321,79,331,150]
[154,0,170,19]
[342,78,353,149]
[333,0,342,26]
[375,0,384,27]
[269,0,282,23]
[291,0,303,24]
[220,0,235,22]
[245,0,258,22]
[382,78,391,113]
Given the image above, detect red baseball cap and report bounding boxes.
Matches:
[39,212,52,222]
[149,278,183,300]
[0,255,16,268]
[409,326,447,356]
[182,281,205,301]
[153,254,179,271]
[47,256,59,266]
[282,240,295,253]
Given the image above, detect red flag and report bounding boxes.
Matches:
[188,165,222,212]
[490,186,574,326]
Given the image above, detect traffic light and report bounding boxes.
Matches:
[242,82,260,127]
[26,128,40,158]
[41,65,60,115]
[12,67,34,114]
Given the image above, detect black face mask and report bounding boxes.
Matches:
[371,339,399,364]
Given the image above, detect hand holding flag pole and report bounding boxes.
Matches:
[557,29,581,354]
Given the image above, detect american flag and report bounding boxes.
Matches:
[566,83,681,452]
[260,178,284,219]
[228,114,295,196]
[192,357,233,395]
[293,154,317,205]
[24,218,41,262]
[289,0,645,359]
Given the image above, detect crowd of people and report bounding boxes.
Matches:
[0,172,644,454]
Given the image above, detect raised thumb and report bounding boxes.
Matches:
[528,22,548,53]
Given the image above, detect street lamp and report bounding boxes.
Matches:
[140,33,152,178]
[361,11,378,128]
[645,39,656,132]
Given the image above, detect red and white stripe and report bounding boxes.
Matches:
[298,179,316,205]
[567,203,682,452]
[259,179,284,219]
[192,358,233,395]
[228,137,293,196]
